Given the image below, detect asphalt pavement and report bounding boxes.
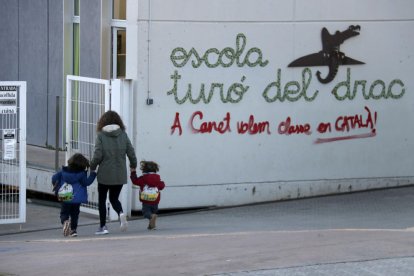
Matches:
[1,185,414,275]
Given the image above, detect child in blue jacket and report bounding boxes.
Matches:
[52,153,96,237]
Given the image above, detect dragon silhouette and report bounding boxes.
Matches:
[288,25,364,84]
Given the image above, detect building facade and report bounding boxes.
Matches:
[1,0,414,209]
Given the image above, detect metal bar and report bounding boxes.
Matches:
[19,82,27,223]
[55,96,60,171]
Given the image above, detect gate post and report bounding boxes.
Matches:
[110,79,134,219]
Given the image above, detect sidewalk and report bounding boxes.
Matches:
[1,186,414,275]
[0,199,98,236]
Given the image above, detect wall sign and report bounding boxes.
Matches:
[0,86,17,114]
[3,129,16,160]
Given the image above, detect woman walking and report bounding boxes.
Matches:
[90,110,137,235]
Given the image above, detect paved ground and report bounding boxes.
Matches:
[1,185,414,275]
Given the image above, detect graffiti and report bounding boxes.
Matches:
[278,117,312,135]
[167,71,249,104]
[314,131,376,144]
[335,106,377,132]
[167,33,405,105]
[171,107,378,144]
[262,68,319,103]
[167,66,405,104]
[237,116,271,135]
[190,111,231,134]
[166,32,408,145]
[315,106,377,144]
[170,33,269,68]
[332,68,405,100]
[170,112,183,135]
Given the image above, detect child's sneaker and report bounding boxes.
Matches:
[95,225,109,235]
[62,220,71,237]
[70,230,78,237]
[119,213,128,232]
[148,214,157,230]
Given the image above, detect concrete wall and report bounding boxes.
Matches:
[79,0,102,78]
[127,0,414,209]
[0,0,104,147]
[0,1,19,80]
[0,0,63,148]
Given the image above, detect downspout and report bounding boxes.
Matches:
[146,0,153,105]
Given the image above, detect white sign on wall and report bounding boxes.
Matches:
[3,129,16,160]
[0,86,17,114]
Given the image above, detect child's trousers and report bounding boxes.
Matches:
[60,203,81,230]
[142,203,158,219]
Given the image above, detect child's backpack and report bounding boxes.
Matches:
[140,185,159,201]
[57,183,74,202]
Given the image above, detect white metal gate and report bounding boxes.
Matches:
[0,82,26,224]
[66,76,133,220]
[66,76,110,216]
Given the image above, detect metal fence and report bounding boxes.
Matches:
[0,82,26,224]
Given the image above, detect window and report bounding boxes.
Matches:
[111,0,126,78]
[113,0,126,20]
[113,29,126,78]
[74,0,79,16]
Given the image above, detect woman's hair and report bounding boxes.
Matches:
[140,161,159,173]
[68,153,90,171]
[96,110,125,131]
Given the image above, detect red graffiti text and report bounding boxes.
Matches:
[277,116,312,135]
[190,111,231,134]
[315,106,377,144]
[335,106,377,132]
[237,115,271,134]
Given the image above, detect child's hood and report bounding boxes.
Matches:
[142,173,165,187]
[61,166,87,184]
[142,172,161,180]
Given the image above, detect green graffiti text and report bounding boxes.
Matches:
[170,33,269,68]
[167,70,249,104]
[262,68,319,103]
[332,68,405,101]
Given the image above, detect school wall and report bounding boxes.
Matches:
[128,0,414,209]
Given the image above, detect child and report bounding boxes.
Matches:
[130,161,165,230]
[52,153,96,237]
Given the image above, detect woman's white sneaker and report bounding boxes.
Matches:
[120,213,128,232]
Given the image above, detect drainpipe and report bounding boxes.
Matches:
[146,0,153,105]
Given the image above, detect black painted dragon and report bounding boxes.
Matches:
[289,25,364,84]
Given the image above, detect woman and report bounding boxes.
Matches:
[90,110,137,235]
